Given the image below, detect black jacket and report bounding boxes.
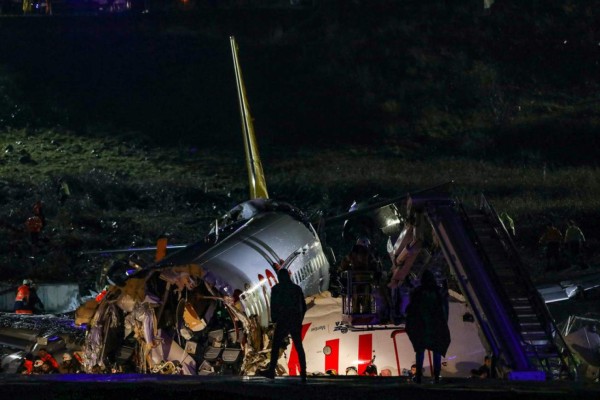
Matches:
[270,268,306,324]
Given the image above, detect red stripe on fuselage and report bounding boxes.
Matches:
[358,334,372,375]
[324,339,340,374]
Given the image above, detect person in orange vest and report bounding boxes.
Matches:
[37,348,59,371]
[25,215,43,244]
[14,279,33,314]
[95,286,109,303]
[33,200,46,228]
[19,353,34,375]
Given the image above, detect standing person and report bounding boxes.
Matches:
[25,214,43,245]
[14,279,32,314]
[257,268,307,382]
[29,283,45,314]
[32,201,46,229]
[405,270,450,384]
[338,237,379,314]
[57,178,71,205]
[539,223,563,271]
[37,348,59,372]
[564,220,586,268]
[59,353,81,374]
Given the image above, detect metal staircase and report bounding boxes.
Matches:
[409,190,577,380]
[462,195,576,379]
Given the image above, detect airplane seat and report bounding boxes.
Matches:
[203,345,223,362]
[221,347,242,364]
[198,360,216,375]
[203,329,225,362]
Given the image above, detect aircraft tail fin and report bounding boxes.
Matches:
[230,36,269,200]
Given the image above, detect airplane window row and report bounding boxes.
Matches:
[292,256,322,284]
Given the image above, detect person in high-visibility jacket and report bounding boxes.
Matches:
[14,279,33,314]
[564,220,587,268]
[19,353,34,375]
[37,348,59,371]
[539,223,563,272]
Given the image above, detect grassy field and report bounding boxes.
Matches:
[1,2,600,292]
[2,127,599,292]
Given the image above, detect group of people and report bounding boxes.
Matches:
[335,201,452,383]
[19,348,81,375]
[539,220,587,271]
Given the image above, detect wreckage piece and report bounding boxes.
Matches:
[80,263,269,376]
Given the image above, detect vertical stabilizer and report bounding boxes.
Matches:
[230,36,269,200]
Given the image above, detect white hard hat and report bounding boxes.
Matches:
[23,279,32,285]
[345,366,358,375]
[62,353,72,361]
[34,360,44,368]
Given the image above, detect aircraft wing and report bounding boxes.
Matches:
[536,272,600,303]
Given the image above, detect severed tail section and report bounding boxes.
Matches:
[230,36,269,200]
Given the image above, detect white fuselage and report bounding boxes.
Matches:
[276,294,486,377]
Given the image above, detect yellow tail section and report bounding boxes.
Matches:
[230,36,269,200]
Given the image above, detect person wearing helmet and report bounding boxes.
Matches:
[59,352,81,374]
[338,237,380,314]
[41,360,57,374]
[37,348,59,371]
[29,283,45,314]
[32,359,44,374]
[14,279,33,314]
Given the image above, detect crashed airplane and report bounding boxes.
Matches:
[1,37,598,381]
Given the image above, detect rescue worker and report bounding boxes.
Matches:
[14,279,32,314]
[25,214,43,244]
[339,237,379,274]
[32,200,46,229]
[539,223,563,271]
[345,366,358,375]
[339,237,379,314]
[95,285,109,303]
[22,0,32,14]
[29,283,45,314]
[19,353,34,375]
[564,220,586,268]
[32,359,44,374]
[41,360,57,374]
[57,178,71,205]
[405,270,451,384]
[257,268,307,382]
[37,348,59,372]
[59,352,81,374]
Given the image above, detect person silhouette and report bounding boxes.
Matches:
[405,269,450,383]
[258,268,307,382]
